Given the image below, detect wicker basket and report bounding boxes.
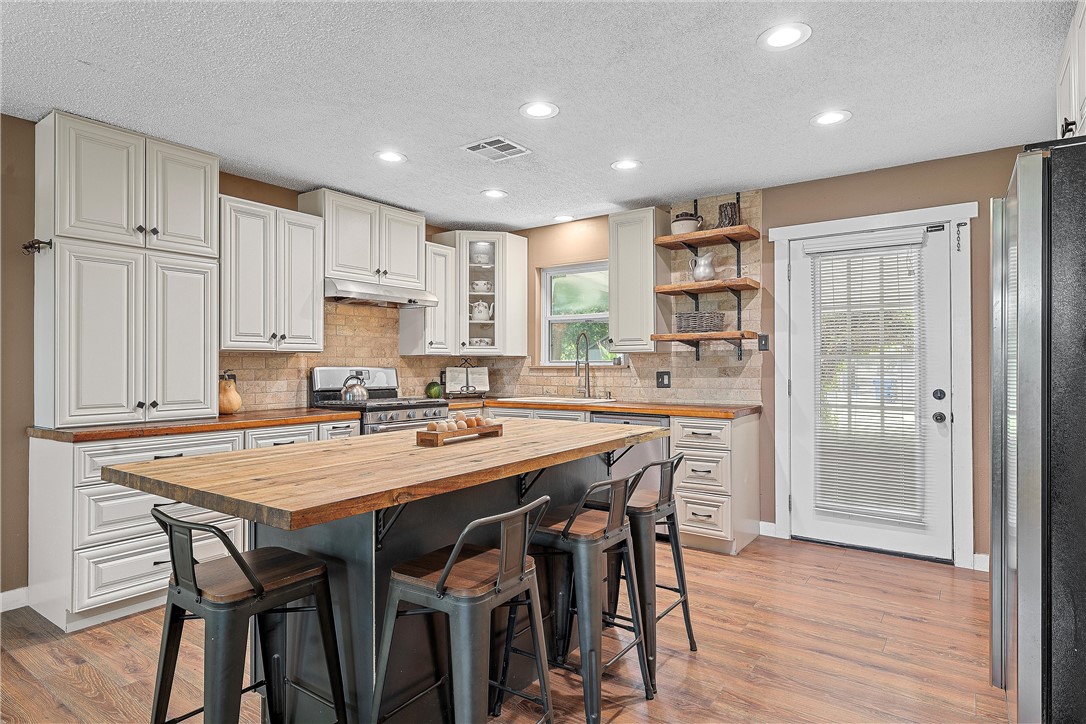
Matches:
[675,311,726,334]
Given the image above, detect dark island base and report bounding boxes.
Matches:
[251,454,607,722]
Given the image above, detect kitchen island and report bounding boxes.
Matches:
[102,417,668,723]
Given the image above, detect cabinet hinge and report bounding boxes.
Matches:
[788,494,792,512]
[787,379,792,396]
[787,262,792,281]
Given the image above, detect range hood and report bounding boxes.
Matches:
[324,278,438,308]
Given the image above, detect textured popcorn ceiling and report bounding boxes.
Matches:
[1,1,1073,230]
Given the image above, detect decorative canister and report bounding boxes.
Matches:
[219,371,242,414]
[671,211,703,235]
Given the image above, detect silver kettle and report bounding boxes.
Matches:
[340,375,369,401]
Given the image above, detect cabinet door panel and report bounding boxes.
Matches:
[459,233,503,355]
[276,210,324,351]
[146,254,218,419]
[379,206,425,289]
[146,140,218,257]
[220,197,276,349]
[608,209,659,352]
[56,114,145,247]
[425,243,456,354]
[327,194,380,282]
[56,242,145,426]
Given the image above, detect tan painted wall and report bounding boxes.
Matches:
[1,115,35,592]
[760,145,1021,554]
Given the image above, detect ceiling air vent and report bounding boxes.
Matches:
[463,136,532,162]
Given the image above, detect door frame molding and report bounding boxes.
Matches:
[769,202,978,568]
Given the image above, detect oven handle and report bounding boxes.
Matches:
[368,421,434,433]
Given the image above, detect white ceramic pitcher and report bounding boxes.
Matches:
[689,251,717,282]
[470,301,494,321]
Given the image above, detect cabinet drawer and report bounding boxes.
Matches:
[318,421,360,440]
[533,410,588,422]
[671,418,731,449]
[73,517,244,612]
[677,451,731,494]
[450,408,483,420]
[74,483,222,549]
[77,432,243,486]
[244,425,319,449]
[676,492,732,540]
[490,408,532,419]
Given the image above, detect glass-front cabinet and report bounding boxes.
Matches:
[429,230,528,357]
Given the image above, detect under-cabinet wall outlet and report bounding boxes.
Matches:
[656,371,671,388]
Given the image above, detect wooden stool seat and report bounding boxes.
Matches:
[537,508,615,540]
[391,544,536,598]
[175,546,327,603]
[624,488,664,514]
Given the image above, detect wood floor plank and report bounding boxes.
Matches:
[0,537,1005,723]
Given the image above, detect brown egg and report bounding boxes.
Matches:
[475,416,486,427]
[465,417,477,428]
[456,420,468,430]
[426,421,438,432]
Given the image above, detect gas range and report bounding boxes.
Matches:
[310,366,449,434]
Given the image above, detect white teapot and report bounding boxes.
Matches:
[470,301,494,321]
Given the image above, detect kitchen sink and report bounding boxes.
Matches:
[501,396,621,405]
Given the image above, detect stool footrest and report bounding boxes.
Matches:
[164,680,266,724]
[377,675,448,724]
[284,677,335,710]
[605,636,644,669]
[487,679,546,709]
[656,583,682,594]
[657,596,687,621]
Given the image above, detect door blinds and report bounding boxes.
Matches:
[807,229,927,525]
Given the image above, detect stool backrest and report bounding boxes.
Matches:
[633,452,685,506]
[561,470,643,540]
[436,496,550,597]
[151,508,265,599]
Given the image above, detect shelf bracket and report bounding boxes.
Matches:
[375,503,408,551]
[729,239,742,278]
[669,337,702,361]
[682,290,700,312]
[519,468,548,503]
[602,446,635,476]
[731,289,743,329]
[681,242,700,257]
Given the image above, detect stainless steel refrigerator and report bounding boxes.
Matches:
[990,137,1086,723]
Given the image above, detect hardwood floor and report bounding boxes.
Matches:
[0,537,1004,723]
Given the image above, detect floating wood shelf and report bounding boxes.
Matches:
[654,225,761,250]
[655,277,760,296]
[652,330,761,361]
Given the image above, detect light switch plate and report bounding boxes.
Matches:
[656,371,671,388]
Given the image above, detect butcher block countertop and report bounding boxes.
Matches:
[449,398,761,419]
[26,407,359,443]
[101,418,668,530]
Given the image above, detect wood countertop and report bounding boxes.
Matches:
[26,408,360,443]
[449,398,761,419]
[101,418,669,530]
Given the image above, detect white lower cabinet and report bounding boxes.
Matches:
[488,408,534,419]
[486,407,588,422]
[245,424,319,448]
[671,414,760,556]
[319,421,360,439]
[29,430,245,632]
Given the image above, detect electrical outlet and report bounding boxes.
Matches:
[656,371,671,388]
[758,334,770,351]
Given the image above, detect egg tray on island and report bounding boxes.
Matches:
[425,410,498,433]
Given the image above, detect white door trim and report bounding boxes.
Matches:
[770,202,977,568]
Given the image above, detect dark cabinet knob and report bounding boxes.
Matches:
[150,227,159,236]
[269,332,278,341]
[149,400,159,409]
[428,341,433,346]
[1061,117,1077,138]
[136,224,146,233]
[461,341,467,347]
[933,412,946,424]
[136,401,146,409]
[375,268,382,276]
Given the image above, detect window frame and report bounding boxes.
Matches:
[540,260,610,366]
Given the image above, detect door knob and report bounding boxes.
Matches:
[932,412,946,424]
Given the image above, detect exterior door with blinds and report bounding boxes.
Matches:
[789,225,953,559]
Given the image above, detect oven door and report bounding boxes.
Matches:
[364,419,434,434]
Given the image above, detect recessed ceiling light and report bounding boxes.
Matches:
[374,150,407,163]
[482,189,508,199]
[519,101,560,119]
[811,110,852,126]
[757,22,812,51]
[611,159,642,171]
[554,215,575,222]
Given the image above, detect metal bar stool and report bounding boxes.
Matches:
[601,453,697,692]
[371,496,553,724]
[149,509,347,724]
[525,473,654,724]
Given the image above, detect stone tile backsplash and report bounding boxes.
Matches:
[221,190,765,410]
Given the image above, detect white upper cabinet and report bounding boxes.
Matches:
[1057,1,1086,138]
[430,230,528,357]
[400,242,457,355]
[607,207,671,353]
[220,196,324,352]
[37,111,219,256]
[51,113,146,247]
[275,209,324,351]
[298,188,425,290]
[145,139,219,257]
[52,241,146,426]
[379,206,425,290]
[146,254,218,420]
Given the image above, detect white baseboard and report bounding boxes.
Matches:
[973,554,990,573]
[0,587,28,612]
[759,521,788,539]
